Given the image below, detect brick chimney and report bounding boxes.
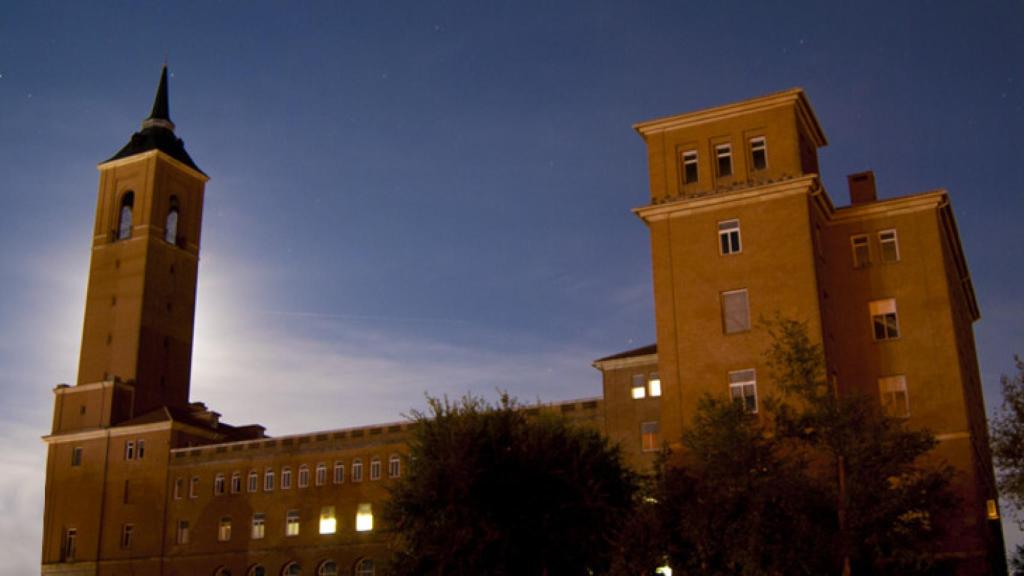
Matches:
[848,171,877,205]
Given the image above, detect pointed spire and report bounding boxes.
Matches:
[142,65,175,132]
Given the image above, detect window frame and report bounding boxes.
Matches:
[316,462,327,486]
[870,298,900,341]
[247,470,258,493]
[125,440,135,460]
[214,473,226,495]
[230,471,241,494]
[71,446,83,467]
[298,464,310,488]
[879,229,900,263]
[281,466,292,490]
[117,191,134,241]
[851,235,870,268]
[718,219,741,255]
[165,196,179,244]
[640,421,660,452]
[264,468,274,492]
[319,505,337,535]
[63,528,77,562]
[630,373,646,399]
[728,369,758,413]
[333,461,345,484]
[721,289,751,334]
[176,520,189,544]
[648,372,662,397]
[370,457,381,481]
[879,375,910,418]
[355,503,374,532]
[217,516,232,542]
[388,454,401,478]
[251,513,266,540]
[352,458,363,482]
[189,476,199,499]
[715,143,733,177]
[681,149,699,184]
[120,523,134,550]
[285,510,300,537]
[749,136,768,171]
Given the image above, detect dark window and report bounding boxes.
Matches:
[71,447,82,467]
[718,220,741,255]
[750,137,767,171]
[681,150,698,184]
[851,235,870,268]
[165,196,179,244]
[117,191,134,240]
[715,144,732,177]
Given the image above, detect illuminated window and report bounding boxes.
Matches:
[728,369,758,413]
[117,191,134,240]
[870,299,900,340]
[214,473,226,495]
[319,506,337,534]
[715,144,732,177]
[298,465,309,488]
[174,477,183,499]
[247,470,258,493]
[71,446,83,466]
[286,510,300,536]
[718,219,741,255]
[318,560,338,576]
[388,454,401,478]
[750,137,767,171]
[851,235,870,268]
[370,457,381,481]
[218,516,232,542]
[63,528,77,561]
[281,466,292,490]
[356,503,374,532]
[125,440,135,460]
[282,562,301,576]
[251,513,265,540]
[230,472,241,494]
[248,565,266,576]
[334,461,345,484]
[189,476,199,498]
[120,524,134,549]
[352,458,363,482]
[176,520,189,544]
[264,469,274,491]
[165,196,179,244]
[631,374,646,399]
[681,149,698,184]
[988,499,1000,520]
[354,559,375,576]
[648,373,662,397]
[316,463,327,486]
[879,375,909,418]
[721,289,751,334]
[879,230,900,263]
[641,421,660,452]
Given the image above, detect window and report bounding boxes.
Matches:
[750,137,767,171]
[264,468,274,491]
[316,463,327,486]
[631,374,646,399]
[370,458,381,481]
[165,196,179,244]
[681,149,698,184]
[281,466,293,489]
[318,560,338,576]
[728,369,758,413]
[879,230,900,263]
[879,375,909,418]
[352,458,363,482]
[334,461,345,484]
[214,473,226,495]
[870,299,900,340]
[356,503,374,532]
[248,565,266,576]
[282,563,301,576]
[218,516,232,542]
[189,476,199,498]
[718,219,741,255]
[851,235,870,268]
[298,465,310,488]
[251,513,265,540]
[286,510,300,537]
[648,373,662,397]
[63,528,77,561]
[231,472,241,494]
[174,477,183,499]
[120,524,134,549]
[641,421,660,452]
[137,440,145,459]
[319,506,337,534]
[117,191,134,240]
[247,470,258,493]
[125,440,135,460]
[388,455,401,478]
[176,520,189,544]
[354,559,375,576]
[71,447,82,467]
[721,289,751,334]
[715,144,732,177]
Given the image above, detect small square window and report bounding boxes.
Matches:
[681,149,699,184]
[728,369,758,413]
[648,373,662,397]
[870,299,900,340]
[851,235,870,268]
[71,447,83,467]
[631,374,646,399]
[716,144,733,177]
[251,513,266,540]
[641,421,660,452]
[721,289,751,334]
[750,137,767,171]
[879,230,900,263]
[718,219,741,255]
[286,510,300,537]
[879,375,909,418]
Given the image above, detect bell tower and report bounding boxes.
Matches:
[72,65,207,424]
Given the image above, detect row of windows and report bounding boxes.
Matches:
[630,373,661,399]
[69,438,146,467]
[116,190,179,244]
[215,559,375,576]
[176,504,375,546]
[679,136,768,186]
[175,456,401,499]
[851,229,900,268]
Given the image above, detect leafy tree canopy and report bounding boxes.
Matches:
[990,355,1024,572]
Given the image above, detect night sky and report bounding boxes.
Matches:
[2,1,1022,570]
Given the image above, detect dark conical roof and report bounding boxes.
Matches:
[104,66,204,175]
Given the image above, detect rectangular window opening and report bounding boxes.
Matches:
[320,506,337,535]
[648,373,662,397]
[176,520,189,545]
[721,289,751,334]
[71,447,83,467]
[217,517,232,542]
[718,219,741,255]
[334,461,345,484]
[631,373,646,399]
[251,513,266,540]
[879,375,909,418]
[316,463,327,486]
[681,149,699,184]
[286,510,300,537]
[389,455,401,478]
[750,137,767,171]
[716,144,733,177]
[356,503,374,532]
[879,230,900,263]
[728,369,758,413]
[120,524,134,550]
[851,235,870,268]
[870,299,900,340]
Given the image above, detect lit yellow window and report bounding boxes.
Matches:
[319,506,337,534]
[355,503,374,532]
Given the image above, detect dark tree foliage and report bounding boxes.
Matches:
[991,355,1024,573]
[384,394,637,576]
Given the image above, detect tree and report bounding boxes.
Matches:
[990,355,1024,572]
[384,394,637,576]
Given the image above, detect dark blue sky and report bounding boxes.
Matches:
[1,1,1022,569]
